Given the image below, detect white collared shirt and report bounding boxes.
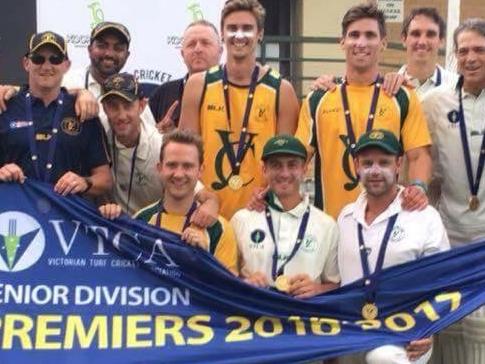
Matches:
[398,64,458,100]
[108,122,163,214]
[107,122,204,215]
[231,195,340,286]
[422,84,485,245]
[62,67,156,132]
[337,187,449,285]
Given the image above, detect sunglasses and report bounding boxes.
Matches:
[29,53,65,65]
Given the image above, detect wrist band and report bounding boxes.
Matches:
[410,179,428,194]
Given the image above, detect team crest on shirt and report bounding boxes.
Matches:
[301,235,317,253]
[250,229,265,244]
[254,104,268,123]
[135,171,148,186]
[211,130,257,191]
[390,225,405,242]
[447,110,460,124]
[378,106,388,117]
[61,117,81,136]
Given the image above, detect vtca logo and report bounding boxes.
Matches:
[0,212,45,272]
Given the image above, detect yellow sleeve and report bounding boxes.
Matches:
[401,88,432,151]
[213,217,239,276]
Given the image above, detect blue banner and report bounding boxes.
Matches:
[1,180,485,364]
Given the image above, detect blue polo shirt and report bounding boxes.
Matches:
[0,88,110,183]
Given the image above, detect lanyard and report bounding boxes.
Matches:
[265,204,311,280]
[357,213,398,303]
[84,68,90,90]
[25,91,65,182]
[340,76,382,154]
[155,201,197,231]
[111,133,140,212]
[435,67,442,87]
[222,65,259,176]
[457,86,485,202]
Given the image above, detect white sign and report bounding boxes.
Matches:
[36,0,225,85]
[378,0,403,23]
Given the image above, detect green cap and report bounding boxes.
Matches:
[353,129,402,155]
[262,135,307,161]
[100,73,142,103]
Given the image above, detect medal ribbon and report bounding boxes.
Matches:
[357,213,398,303]
[155,201,198,231]
[25,91,65,182]
[457,86,485,200]
[265,203,311,280]
[222,65,259,176]
[111,133,140,213]
[340,75,382,155]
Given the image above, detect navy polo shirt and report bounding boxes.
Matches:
[0,88,110,184]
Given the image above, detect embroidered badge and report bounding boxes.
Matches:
[250,229,265,244]
[61,117,81,136]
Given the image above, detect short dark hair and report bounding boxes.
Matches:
[160,129,204,165]
[453,18,485,51]
[221,0,266,31]
[401,8,446,39]
[185,19,220,37]
[341,3,386,38]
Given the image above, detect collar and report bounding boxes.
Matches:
[399,64,441,86]
[459,82,485,100]
[112,122,150,160]
[87,67,101,88]
[351,185,404,227]
[266,191,309,218]
[22,87,67,108]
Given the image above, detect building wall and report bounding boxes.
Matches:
[293,0,485,97]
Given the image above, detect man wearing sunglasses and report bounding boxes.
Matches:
[0,31,112,197]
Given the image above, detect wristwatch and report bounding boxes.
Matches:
[83,177,93,193]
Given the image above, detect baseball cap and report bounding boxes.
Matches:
[353,129,402,155]
[99,73,142,103]
[90,21,131,45]
[262,135,307,161]
[28,31,67,56]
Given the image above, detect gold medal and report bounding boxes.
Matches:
[275,275,290,293]
[469,195,480,211]
[361,302,378,320]
[228,175,243,190]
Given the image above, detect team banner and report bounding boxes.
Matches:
[1,180,485,363]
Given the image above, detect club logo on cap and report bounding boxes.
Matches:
[369,131,384,140]
[41,32,57,43]
[111,76,125,90]
[274,139,287,146]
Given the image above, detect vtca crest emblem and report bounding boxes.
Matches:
[211,130,257,191]
[0,212,45,272]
